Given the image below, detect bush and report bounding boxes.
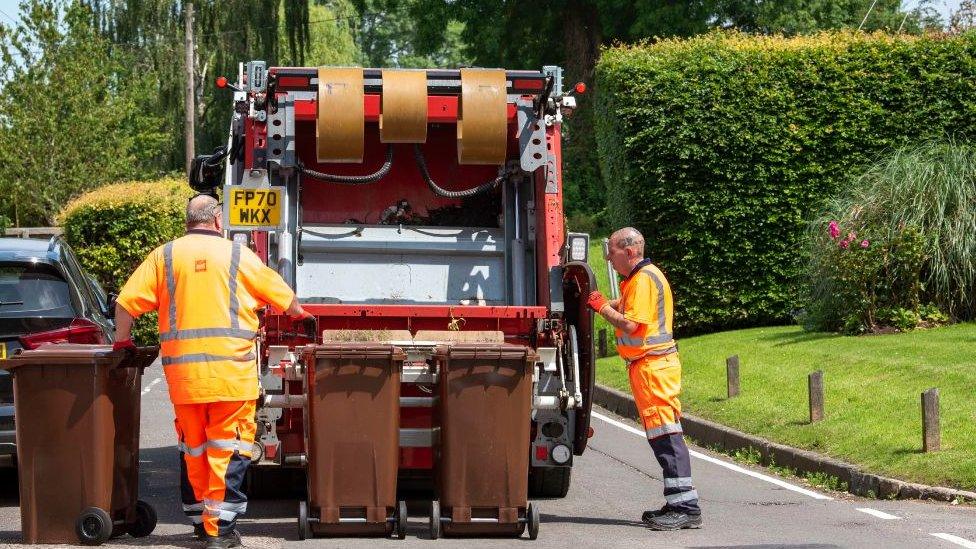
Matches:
[805,140,976,333]
[58,178,192,344]
[595,31,976,335]
[0,215,9,234]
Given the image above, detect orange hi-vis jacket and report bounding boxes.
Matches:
[117,230,296,404]
[615,259,677,362]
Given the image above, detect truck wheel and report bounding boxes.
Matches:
[528,466,571,498]
[75,507,112,545]
[429,500,441,540]
[125,500,157,538]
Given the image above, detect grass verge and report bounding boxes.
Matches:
[595,324,976,490]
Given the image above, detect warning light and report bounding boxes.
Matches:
[535,445,549,461]
[574,82,587,94]
[216,76,228,89]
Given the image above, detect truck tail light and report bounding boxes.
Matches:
[19,318,105,349]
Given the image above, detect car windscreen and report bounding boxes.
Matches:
[0,262,76,318]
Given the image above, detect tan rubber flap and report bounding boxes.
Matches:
[413,330,504,343]
[316,67,365,163]
[380,69,428,143]
[321,329,413,343]
[457,68,507,165]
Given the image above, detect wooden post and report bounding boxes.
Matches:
[726,355,740,398]
[598,329,607,358]
[808,371,824,423]
[922,388,940,452]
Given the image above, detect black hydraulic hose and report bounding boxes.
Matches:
[298,144,393,184]
[413,144,505,199]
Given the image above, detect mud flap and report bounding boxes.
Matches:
[561,261,596,455]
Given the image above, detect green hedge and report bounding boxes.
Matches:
[595,31,976,334]
[59,178,192,344]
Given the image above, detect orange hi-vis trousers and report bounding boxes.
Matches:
[174,400,257,537]
[628,353,700,513]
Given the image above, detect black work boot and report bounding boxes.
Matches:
[644,510,702,531]
[641,505,671,522]
[204,530,242,549]
[192,524,206,540]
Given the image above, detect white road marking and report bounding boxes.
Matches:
[932,533,976,548]
[142,377,162,395]
[856,508,901,520]
[591,411,833,501]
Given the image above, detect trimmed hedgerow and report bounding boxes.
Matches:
[595,30,976,334]
[58,178,192,344]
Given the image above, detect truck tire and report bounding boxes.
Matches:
[528,466,571,498]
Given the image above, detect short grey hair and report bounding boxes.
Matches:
[186,195,220,226]
[610,227,645,256]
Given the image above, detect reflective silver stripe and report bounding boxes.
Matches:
[159,328,257,342]
[664,477,694,489]
[163,242,177,337]
[178,441,208,457]
[208,438,241,452]
[665,489,699,504]
[646,422,683,439]
[182,502,205,513]
[219,501,248,513]
[162,352,256,366]
[616,334,645,346]
[644,332,675,345]
[645,346,677,356]
[228,242,241,330]
[187,515,204,524]
[641,267,670,341]
[217,510,237,521]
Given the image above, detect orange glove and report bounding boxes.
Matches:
[586,290,609,313]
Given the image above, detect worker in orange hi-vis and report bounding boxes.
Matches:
[113,193,315,549]
[587,227,703,531]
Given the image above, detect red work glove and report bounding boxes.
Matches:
[112,339,137,352]
[586,290,609,313]
[297,311,317,339]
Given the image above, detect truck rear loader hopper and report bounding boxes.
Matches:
[191,62,597,538]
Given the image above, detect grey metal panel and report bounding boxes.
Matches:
[297,225,506,304]
[400,428,439,447]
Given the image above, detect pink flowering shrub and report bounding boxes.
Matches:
[805,216,935,334]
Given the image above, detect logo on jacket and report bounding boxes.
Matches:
[195,260,207,272]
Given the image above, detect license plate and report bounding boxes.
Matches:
[0,342,6,360]
[224,187,284,230]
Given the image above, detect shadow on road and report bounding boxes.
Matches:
[540,512,645,528]
[691,545,843,549]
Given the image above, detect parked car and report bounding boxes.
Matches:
[0,236,115,467]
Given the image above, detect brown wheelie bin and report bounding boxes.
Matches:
[298,343,407,539]
[0,343,158,545]
[431,343,540,539]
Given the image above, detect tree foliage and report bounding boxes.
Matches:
[0,0,169,226]
[409,1,943,222]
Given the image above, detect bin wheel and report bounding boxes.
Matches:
[297,500,311,540]
[527,503,540,540]
[75,507,112,546]
[396,500,408,540]
[126,500,157,538]
[429,500,441,540]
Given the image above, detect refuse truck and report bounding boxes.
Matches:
[189,61,596,538]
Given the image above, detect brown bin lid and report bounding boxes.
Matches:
[0,343,159,371]
[303,343,406,360]
[434,343,535,361]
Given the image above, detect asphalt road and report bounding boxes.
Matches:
[1,371,975,548]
